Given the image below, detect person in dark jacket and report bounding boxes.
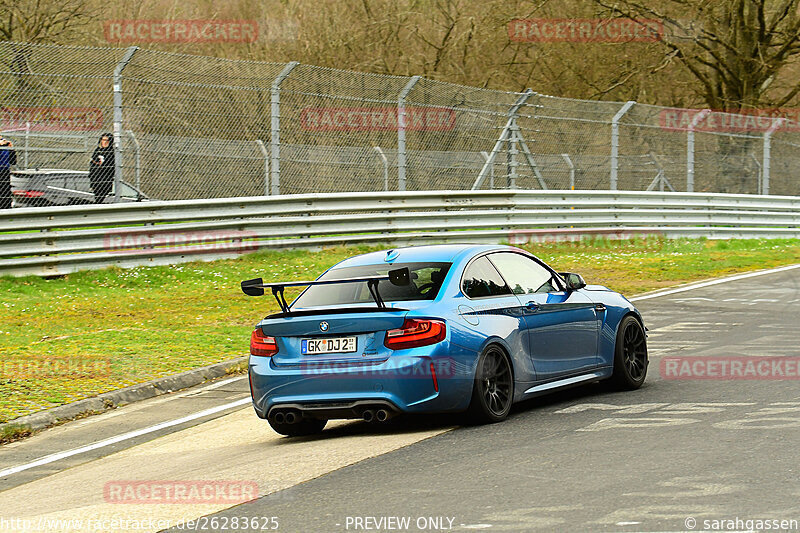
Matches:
[0,136,17,209]
[89,133,115,204]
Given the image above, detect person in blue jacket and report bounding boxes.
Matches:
[0,136,17,209]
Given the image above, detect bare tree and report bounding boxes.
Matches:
[592,0,800,110]
[0,0,94,43]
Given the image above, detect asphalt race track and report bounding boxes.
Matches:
[1,265,799,533]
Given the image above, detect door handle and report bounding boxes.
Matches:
[526,301,540,312]
[594,303,606,312]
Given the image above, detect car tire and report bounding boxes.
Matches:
[609,315,648,390]
[268,417,327,437]
[467,344,514,424]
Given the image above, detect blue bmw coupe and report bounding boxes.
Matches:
[242,244,648,436]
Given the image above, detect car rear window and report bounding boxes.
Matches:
[292,262,452,308]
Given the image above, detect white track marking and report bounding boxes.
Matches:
[180,375,246,394]
[74,375,247,427]
[630,263,800,302]
[190,375,246,391]
[0,398,250,478]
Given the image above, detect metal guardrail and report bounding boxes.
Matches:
[2,190,800,277]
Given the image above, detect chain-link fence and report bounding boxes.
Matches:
[1,40,799,206]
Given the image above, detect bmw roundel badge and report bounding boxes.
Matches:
[319,321,329,332]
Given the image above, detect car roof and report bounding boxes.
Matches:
[330,244,510,269]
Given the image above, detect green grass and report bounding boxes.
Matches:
[0,423,32,443]
[1,237,799,423]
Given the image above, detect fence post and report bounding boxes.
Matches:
[507,121,520,189]
[255,140,270,195]
[763,118,785,195]
[112,46,138,203]
[397,75,421,191]
[561,153,575,190]
[24,122,29,169]
[374,146,389,191]
[610,100,635,190]
[752,155,762,195]
[481,151,493,189]
[270,61,299,196]
[686,109,710,192]
[126,130,141,191]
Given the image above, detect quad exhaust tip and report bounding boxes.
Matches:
[270,403,397,423]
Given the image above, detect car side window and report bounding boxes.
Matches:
[488,252,557,295]
[462,256,512,298]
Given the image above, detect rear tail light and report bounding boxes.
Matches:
[384,319,446,350]
[250,328,278,357]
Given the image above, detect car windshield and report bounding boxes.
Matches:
[291,262,451,309]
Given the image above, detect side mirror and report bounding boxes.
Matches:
[241,278,265,296]
[388,267,410,286]
[561,272,586,291]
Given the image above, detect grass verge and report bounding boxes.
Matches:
[1,237,799,422]
[0,423,32,443]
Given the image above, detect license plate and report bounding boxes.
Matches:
[301,337,357,355]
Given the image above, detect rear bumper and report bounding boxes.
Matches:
[249,343,477,419]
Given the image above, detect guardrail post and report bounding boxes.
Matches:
[610,100,635,190]
[397,76,421,192]
[763,117,785,195]
[255,140,270,195]
[113,46,138,203]
[126,130,141,191]
[687,109,710,192]
[374,146,389,191]
[270,61,299,196]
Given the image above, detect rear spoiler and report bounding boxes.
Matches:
[241,267,411,314]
